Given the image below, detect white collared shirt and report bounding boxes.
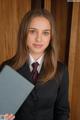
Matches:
[29,54,44,73]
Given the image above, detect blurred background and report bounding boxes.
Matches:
[0,0,80,120]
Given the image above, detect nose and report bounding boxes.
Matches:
[36,32,42,42]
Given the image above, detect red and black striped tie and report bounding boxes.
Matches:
[31,62,39,84]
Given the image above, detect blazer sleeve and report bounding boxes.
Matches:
[54,64,70,120]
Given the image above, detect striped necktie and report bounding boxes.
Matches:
[31,62,39,84]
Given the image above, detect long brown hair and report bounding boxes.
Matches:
[10,9,59,83]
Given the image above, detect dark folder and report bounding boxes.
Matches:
[0,65,34,114]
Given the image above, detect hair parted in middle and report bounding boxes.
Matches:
[10,9,59,83]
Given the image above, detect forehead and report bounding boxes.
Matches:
[29,16,51,29]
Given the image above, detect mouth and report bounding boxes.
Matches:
[33,43,43,48]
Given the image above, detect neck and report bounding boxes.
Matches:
[30,53,44,61]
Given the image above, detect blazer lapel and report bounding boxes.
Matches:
[17,62,33,83]
[17,62,45,85]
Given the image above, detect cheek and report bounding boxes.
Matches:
[43,40,50,50]
[27,33,36,41]
[26,37,31,48]
[44,37,51,45]
[46,40,50,47]
[27,35,33,45]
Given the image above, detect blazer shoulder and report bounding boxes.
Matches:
[0,58,14,71]
[56,61,68,84]
[57,61,68,73]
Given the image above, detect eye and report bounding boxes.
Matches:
[43,31,50,36]
[28,29,36,34]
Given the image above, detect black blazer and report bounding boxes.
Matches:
[0,61,69,120]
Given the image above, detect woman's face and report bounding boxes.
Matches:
[27,16,51,59]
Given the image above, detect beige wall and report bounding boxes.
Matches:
[0,0,31,64]
[45,0,68,62]
[68,3,80,120]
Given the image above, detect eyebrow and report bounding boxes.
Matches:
[28,28,51,31]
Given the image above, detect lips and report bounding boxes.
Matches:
[33,43,43,48]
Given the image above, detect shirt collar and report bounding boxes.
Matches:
[29,54,44,73]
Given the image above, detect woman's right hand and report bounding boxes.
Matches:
[4,114,15,120]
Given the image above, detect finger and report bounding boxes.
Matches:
[4,114,15,120]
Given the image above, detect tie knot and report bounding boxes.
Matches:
[32,62,39,71]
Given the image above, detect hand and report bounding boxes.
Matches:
[4,114,15,120]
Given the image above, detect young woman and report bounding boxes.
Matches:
[0,9,69,120]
